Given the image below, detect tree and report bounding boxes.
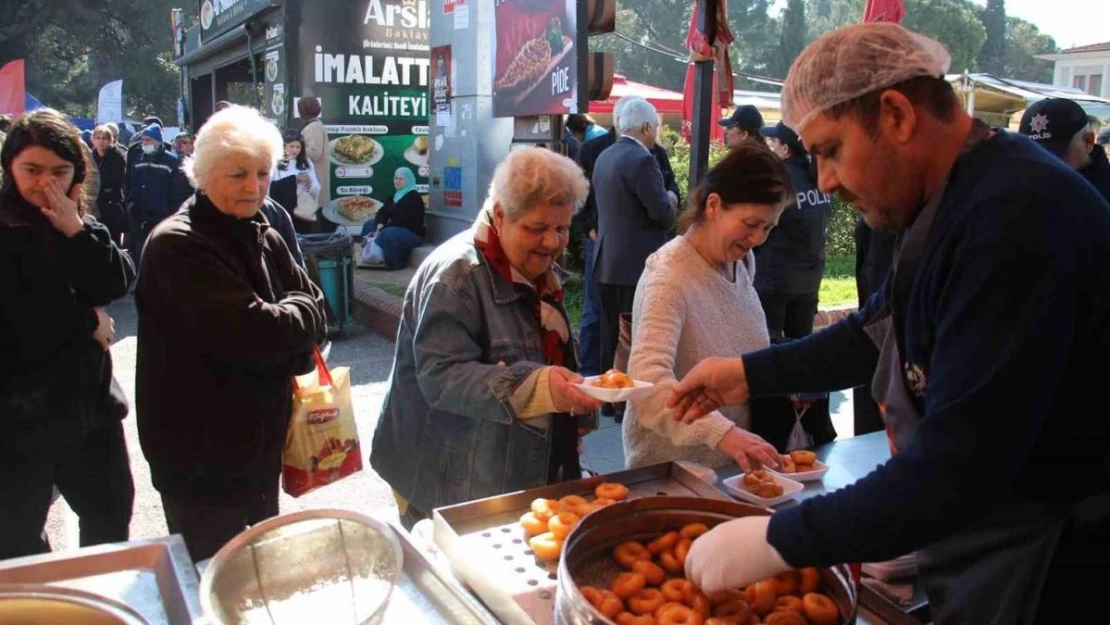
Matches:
[977,0,1006,74]
[770,0,808,79]
[1000,17,1057,82]
[0,0,195,121]
[903,0,986,74]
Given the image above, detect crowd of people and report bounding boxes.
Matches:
[2,21,1110,621]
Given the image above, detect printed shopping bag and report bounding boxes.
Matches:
[282,347,363,497]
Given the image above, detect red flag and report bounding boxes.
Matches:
[0,59,26,116]
[862,0,905,23]
[681,0,734,144]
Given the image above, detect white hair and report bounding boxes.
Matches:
[612,95,645,127]
[183,105,283,190]
[617,99,659,134]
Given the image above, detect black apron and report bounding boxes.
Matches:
[860,123,1107,624]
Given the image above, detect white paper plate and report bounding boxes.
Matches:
[766,459,829,482]
[721,472,804,508]
[572,376,653,402]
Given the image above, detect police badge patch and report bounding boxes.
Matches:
[904,362,927,397]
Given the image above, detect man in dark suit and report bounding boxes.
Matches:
[592,99,677,420]
[574,97,680,380]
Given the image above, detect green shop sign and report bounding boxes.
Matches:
[199,0,273,42]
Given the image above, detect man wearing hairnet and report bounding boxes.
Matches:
[668,23,1110,623]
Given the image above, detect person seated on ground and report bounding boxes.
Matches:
[1019,99,1110,201]
[623,144,786,471]
[370,148,602,530]
[359,166,425,270]
[135,105,327,562]
[0,109,136,560]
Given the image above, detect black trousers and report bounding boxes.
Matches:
[0,421,134,560]
[598,283,637,375]
[160,474,280,562]
[758,291,820,340]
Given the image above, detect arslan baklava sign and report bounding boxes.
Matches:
[298,0,431,224]
[491,0,578,117]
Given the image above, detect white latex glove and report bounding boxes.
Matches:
[684,516,791,593]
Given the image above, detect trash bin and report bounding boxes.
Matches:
[297,233,354,333]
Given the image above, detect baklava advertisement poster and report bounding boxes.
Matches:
[491,0,578,118]
[297,0,432,223]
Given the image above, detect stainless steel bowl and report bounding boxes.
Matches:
[554,496,858,625]
[0,583,150,625]
[200,509,403,625]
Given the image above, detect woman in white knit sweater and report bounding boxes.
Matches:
[623,144,791,471]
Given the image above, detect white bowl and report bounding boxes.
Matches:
[721,472,805,507]
[766,459,829,482]
[572,376,653,402]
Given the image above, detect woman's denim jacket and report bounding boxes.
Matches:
[369,231,577,513]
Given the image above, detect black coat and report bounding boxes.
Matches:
[573,128,680,236]
[374,189,425,237]
[753,156,833,295]
[135,193,327,498]
[0,194,135,445]
[592,137,676,286]
[93,147,126,210]
[1081,144,1110,203]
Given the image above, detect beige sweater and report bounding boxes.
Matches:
[623,236,771,469]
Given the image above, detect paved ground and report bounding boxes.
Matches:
[43,295,855,552]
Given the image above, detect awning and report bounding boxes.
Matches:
[948,73,1110,117]
[589,75,684,115]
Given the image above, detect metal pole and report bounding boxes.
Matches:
[688,0,718,191]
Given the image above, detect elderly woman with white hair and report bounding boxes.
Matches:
[135,105,327,561]
[371,147,602,529]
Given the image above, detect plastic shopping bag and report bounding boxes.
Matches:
[357,235,385,267]
[785,397,815,453]
[282,347,363,497]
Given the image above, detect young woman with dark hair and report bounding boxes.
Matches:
[0,108,136,559]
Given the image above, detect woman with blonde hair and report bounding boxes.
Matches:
[371,147,602,529]
[136,105,327,561]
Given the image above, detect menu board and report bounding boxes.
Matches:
[491,0,578,118]
[297,0,431,226]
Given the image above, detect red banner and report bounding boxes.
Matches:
[0,59,26,116]
[863,0,905,23]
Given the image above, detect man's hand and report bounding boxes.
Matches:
[718,428,781,472]
[589,228,598,241]
[685,516,790,593]
[667,357,749,424]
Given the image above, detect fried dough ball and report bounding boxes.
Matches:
[528,531,562,562]
[707,589,748,607]
[657,602,703,625]
[680,523,710,539]
[764,611,807,625]
[788,450,816,465]
[714,600,754,624]
[661,578,695,603]
[798,567,821,594]
[618,613,657,625]
[519,511,547,535]
[530,498,560,520]
[659,548,684,573]
[611,571,648,599]
[558,494,590,515]
[628,588,666,615]
[648,531,680,554]
[772,571,799,596]
[614,541,652,568]
[548,511,580,540]
[802,593,840,625]
[778,455,796,474]
[746,579,777,615]
[595,481,631,501]
[630,559,667,585]
[774,595,804,614]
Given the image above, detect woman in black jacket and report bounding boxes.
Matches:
[91,125,128,245]
[136,105,327,561]
[0,109,136,560]
[360,166,425,269]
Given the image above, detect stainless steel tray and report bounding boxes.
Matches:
[0,536,203,624]
[432,462,731,625]
[386,522,500,625]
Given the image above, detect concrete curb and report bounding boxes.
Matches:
[352,281,403,341]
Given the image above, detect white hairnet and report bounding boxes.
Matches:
[781,23,951,133]
[618,99,659,134]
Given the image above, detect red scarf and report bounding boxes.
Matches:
[474,209,571,368]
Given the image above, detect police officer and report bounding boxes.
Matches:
[1019,98,1110,202]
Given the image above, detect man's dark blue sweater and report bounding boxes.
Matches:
[740,131,1110,566]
